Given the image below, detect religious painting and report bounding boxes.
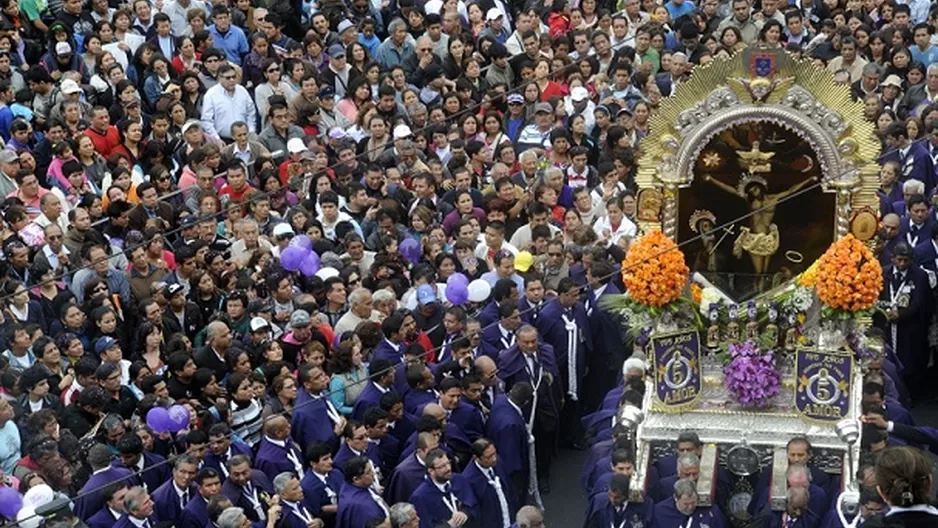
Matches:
[676,122,834,300]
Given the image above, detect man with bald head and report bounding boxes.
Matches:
[196,321,232,382]
[878,212,902,268]
[255,416,306,482]
[387,431,439,505]
[515,505,544,528]
[474,355,503,412]
[403,35,443,87]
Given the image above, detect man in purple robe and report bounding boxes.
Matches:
[583,474,654,528]
[151,455,199,523]
[481,301,524,360]
[403,363,440,417]
[409,449,478,528]
[113,486,159,528]
[255,416,307,482]
[273,472,321,528]
[88,483,129,528]
[74,444,137,521]
[497,325,561,494]
[485,382,533,509]
[462,438,517,528]
[220,454,275,523]
[336,456,390,528]
[204,422,253,479]
[292,364,346,452]
[114,433,171,495]
[372,310,413,363]
[301,443,343,522]
[351,359,396,421]
[388,431,439,505]
[450,373,486,442]
[652,478,728,528]
[333,420,385,486]
[180,467,223,528]
[537,277,593,449]
[478,279,518,328]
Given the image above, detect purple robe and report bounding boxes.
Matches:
[583,492,654,528]
[88,507,122,528]
[291,388,339,449]
[254,436,305,482]
[351,382,393,421]
[484,395,529,481]
[409,474,478,528]
[300,468,343,516]
[497,343,562,432]
[74,466,137,520]
[403,388,439,417]
[450,399,485,442]
[335,484,389,528]
[477,300,499,328]
[536,299,592,395]
[151,479,197,523]
[333,443,383,483]
[220,470,274,522]
[115,514,159,528]
[387,453,429,505]
[179,494,210,528]
[112,451,171,494]
[481,323,515,361]
[652,499,728,528]
[462,460,517,528]
[372,339,404,364]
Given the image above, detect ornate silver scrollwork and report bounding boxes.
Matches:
[675,88,740,136]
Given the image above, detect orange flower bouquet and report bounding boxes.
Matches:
[814,234,882,315]
[621,230,689,308]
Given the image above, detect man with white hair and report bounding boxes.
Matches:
[514,505,545,528]
[511,150,540,190]
[655,52,689,97]
[899,63,938,118]
[115,486,157,528]
[388,502,419,528]
[334,288,383,334]
[273,472,324,528]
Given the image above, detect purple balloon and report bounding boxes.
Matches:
[0,487,22,519]
[280,246,308,272]
[399,238,421,264]
[167,405,191,432]
[446,272,469,289]
[299,252,321,277]
[146,407,171,433]
[290,234,313,251]
[445,281,469,305]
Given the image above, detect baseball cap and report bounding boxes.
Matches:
[55,42,72,56]
[337,20,355,34]
[571,86,589,102]
[299,150,317,161]
[181,215,199,228]
[272,223,295,237]
[327,44,346,58]
[0,150,18,163]
[94,336,119,355]
[95,363,119,381]
[290,310,313,328]
[515,251,534,272]
[319,85,336,99]
[534,102,553,114]
[881,74,902,88]
[416,284,438,305]
[424,64,445,80]
[594,105,611,116]
[287,137,307,154]
[393,124,413,140]
[60,79,81,95]
[507,93,524,104]
[166,283,185,297]
[328,127,347,140]
[250,317,271,333]
[181,119,201,134]
[486,7,503,21]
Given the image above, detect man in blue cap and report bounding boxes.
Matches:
[321,43,358,99]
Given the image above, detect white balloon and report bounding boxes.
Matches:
[314,267,340,280]
[22,485,53,509]
[16,505,39,528]
[467,279,492,303]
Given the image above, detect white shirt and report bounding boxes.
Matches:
[161,0,209,37]
[593,214,637,248]
[200,84,257,139]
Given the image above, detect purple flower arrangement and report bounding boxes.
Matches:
[723,340,781,408]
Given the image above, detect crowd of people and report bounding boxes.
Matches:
[0,0,929,525]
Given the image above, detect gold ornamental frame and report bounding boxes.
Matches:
[635,46,882,241]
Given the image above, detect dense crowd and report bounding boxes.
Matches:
[0,0,931,526]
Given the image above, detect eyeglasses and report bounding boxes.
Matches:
[47,235,62,241]
[221,75,236,80]
[205,57,219,63]
[419,47,432,52]
[267,67,280,73]
[93,285,108,293]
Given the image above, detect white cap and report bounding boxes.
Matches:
[55,41,72,56]
[571,86,589,102]
[393,124,413,140]
[486,7,503,21]
[181,119,201,134]
[315,267,340,280]
[272,223,295,237]
[60,79,81,95]
[287,137,307,154]
[425,0,443,14]
[250,317,270,333]
[337,20,355,33]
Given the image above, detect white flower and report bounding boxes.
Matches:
[788,286,814,313]
[699,286,724,316]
